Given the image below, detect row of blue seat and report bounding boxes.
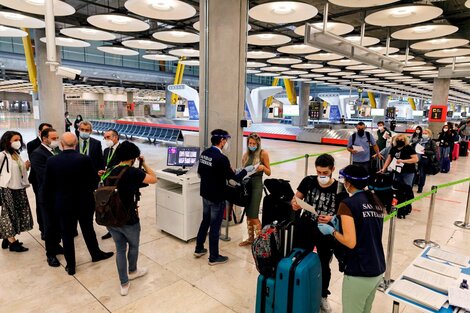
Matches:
[90,120,182,144]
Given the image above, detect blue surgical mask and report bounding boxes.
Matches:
[79,132,90,140]
[248,146,257,152]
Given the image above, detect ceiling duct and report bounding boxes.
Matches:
[438,66,470,78]
[304,24,404,73]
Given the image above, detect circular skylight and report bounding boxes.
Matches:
[267,57,302,65]
[40,36,90,47]
[153,30,199,43]
[249,1,318,24]
[410,38,469,50]
[365,5,443,27]
[247,51,277,59]
[60,27,116,41]
[295,22,354,37]
[122,39,167,50]
[392,25,458,40]
[0,0,75,16]
[0,25,28,37]
[277,44,319,54]
[169,48,199,57]
[248,33,291,46]
[125,0,196,20]
[0,10,45,28]
[87,14,149,32]
[425,48,470,58]
[143,54,178,61]
[328,0,399,8]
[98,46,138,56]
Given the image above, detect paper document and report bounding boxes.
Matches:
[413,257,461,279]
[427,248,470,267]
[402,265,457,294]
[389,279,448,311]
[246,163,260,177]
[388,157,404,172]
[448,287,470,311]
[383,132,390,140]
[352,145,364,152]
[295,197,317,216]
[415,143,425,155]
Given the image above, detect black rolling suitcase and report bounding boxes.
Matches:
[369,160,394,213]
[261,179,298,227]
[460,140,469,157]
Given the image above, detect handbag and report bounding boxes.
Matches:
[425,155,440,175]
[225,177,251,207]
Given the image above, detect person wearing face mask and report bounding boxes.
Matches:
[239,133,271,247]
[44,133,114,276]
[0,131,33,252]
[376,121,392,151]
[103,141,157,296]
[347,122,382,173]
[76,121,104,174]
[380,134,418,187]
[317,165,385,313]
[194,129,252,266]
[74,114,83,138]
[291,154,348,313]
[99,129,121,240]
[410,126,423,148]
[416,129,437,193]
[437,124,454,173]
[30,128,65,266]
[26,122,52,239]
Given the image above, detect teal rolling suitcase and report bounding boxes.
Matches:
[274,248,322,313]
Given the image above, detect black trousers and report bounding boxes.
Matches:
[31,183,43,233]
[59,208,101,267]
[40,200,62,258]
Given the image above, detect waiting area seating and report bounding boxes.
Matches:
[90,120,183,144]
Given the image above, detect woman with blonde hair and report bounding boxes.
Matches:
[239,133,271,246]
[380,134,418,187]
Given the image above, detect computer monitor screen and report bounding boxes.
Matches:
[167,146,200,167]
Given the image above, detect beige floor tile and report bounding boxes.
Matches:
[115,280,234,313]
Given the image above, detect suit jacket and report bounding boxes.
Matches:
[103,144,120,170]
[27,137,41,185]
[44,150,98,215]
[76,137,104,172]
[30,145,55,202]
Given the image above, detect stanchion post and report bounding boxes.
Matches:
[454,182,470,229]
[304,154,309,177]
[220,202,232,241]
[413,185,440,249]
[378,206,397,292]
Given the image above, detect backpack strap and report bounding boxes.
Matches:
[0,152,8,174]
[104,166,129,186]
[352,132,371,145]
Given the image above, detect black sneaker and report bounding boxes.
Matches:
[208,255,229,266]
[193,248,207,258]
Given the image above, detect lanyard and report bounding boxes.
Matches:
[106,147,116,166]
[100,164,128,183]
[80,140,89,155]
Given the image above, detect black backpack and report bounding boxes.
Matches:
[94,167,130,227]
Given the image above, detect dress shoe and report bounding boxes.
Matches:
[47,256,60,267]
[1,239,8,249]
[9,240,28,252]
[101,232,112,240]
[65,265,75,276]
[92,251,114,262]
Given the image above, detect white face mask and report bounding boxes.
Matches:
[416,129,421,134]
[223,140,229,151]
[104,139,114,148]
[422,134,429,139]
[50,140,60,149]
[378,126,384,131]
[11,141,21,151]
[317,175,330,185]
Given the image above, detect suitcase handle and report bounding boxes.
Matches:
[287,249,311,313]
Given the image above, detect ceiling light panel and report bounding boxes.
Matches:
[0,0,75,16]
[143,54,178,61]
[39,36,90,47]
[392,25,458,40]
[248,33,291,46]
[125,0,196,20]
[277,44,319,54]
[247,51,277,59]
[0,25,28,37]
[411,38,469,50]
[267,57,301,65]
[60,27,116,41]
[153,30,199,43]
[294,22,354,37]
[87,14,149,32]
[98,46,138,56]
[248,1,318,24]
[365,5,443,27]
[122,39,167,50]
[0,10,45,28]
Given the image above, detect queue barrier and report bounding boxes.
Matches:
[268,149,470,293]
[90,120,183,145]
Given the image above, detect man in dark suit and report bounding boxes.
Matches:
[75,120,104,173]
[30,128,63,267]
[27,122,52,239]
[99,129,121,240]
[44,132,113,275]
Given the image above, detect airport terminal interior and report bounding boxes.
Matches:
[1,0,470,312]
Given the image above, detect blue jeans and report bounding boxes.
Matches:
[195,198,226,261]
[108,222,141,285]
[396,172,415,187]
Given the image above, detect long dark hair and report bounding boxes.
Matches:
[341,165,385,212]
[0,131,24,154]
[413,126,423,139]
